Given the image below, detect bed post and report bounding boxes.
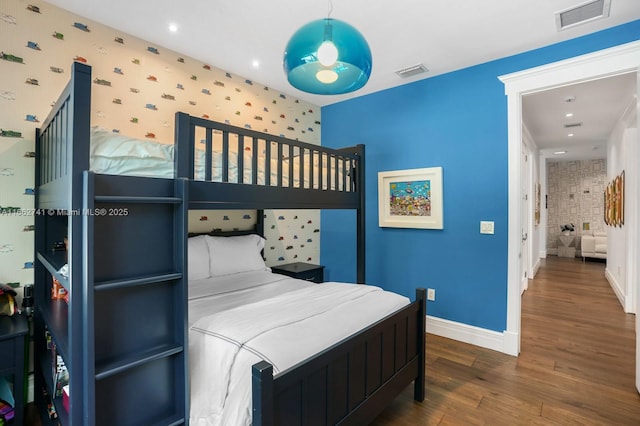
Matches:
[356,144,366,284]
[175,112,194,178]
[256,209,265,236]
[414,288,427,401]
[252,361,274,426]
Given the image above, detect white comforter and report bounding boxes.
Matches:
[188,271,409,426]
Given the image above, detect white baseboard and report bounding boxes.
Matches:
[532,257,541,278]
[605,267,627,311]
[426,315,518,356]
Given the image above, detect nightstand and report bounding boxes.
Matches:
[272,262,324,283]
[0,314,28,425]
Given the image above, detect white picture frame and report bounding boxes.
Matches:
[378,167,443,229]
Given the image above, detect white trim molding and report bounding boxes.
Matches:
[426,316,518,356]
[606,267,626,310]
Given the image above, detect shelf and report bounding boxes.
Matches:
[95,343,184,380]
[150,415,186,426]
[94,195,182,204]
[37,357,69,425]
[37,252,69,290]
[38,301,69,363]
[37,392,63,426]
[94,272,182,292]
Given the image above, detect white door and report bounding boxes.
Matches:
[521,140,529,294]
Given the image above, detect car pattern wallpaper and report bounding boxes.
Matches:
[0,0,323,288]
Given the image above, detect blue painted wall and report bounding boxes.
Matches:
[320,20,640,333]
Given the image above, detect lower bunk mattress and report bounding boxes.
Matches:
[187,270,409,426]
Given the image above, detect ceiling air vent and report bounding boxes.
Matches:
[555,0,611,31]
[564,122,583,128]
[395,63,428,78]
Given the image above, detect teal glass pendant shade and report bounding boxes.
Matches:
[284,18,372,95]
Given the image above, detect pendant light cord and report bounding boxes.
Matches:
[327,0,333,18]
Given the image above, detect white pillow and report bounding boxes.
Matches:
[205,234,267,276]
[188,236,211,280]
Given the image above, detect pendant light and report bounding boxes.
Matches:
[283,5,372,95]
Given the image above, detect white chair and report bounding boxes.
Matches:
[581,231,607,261]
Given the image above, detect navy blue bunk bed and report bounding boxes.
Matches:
[34,62,426,426]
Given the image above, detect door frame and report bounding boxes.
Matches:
[520,139,530,294]
[499,40,640,357]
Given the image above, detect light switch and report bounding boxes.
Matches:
[480,221,494,235]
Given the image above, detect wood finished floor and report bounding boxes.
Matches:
[372,256,640,425]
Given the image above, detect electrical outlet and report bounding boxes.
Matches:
[427,288,435,301]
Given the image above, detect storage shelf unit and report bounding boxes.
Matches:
[34,174,188,425]
[34,64,188,425]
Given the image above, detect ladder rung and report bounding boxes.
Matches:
[94,196,182,204]
[94,272,183,291]
[95,344,183,380]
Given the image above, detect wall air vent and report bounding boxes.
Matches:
[564,122,583,128]
[555,0,611,31]
[395,63,428,78]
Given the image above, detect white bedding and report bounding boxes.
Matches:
[89,127,351,190]
[187,270,409,426]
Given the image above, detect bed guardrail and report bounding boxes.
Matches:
[175,112,361,193]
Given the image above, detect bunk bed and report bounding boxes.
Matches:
[34,62,426,426]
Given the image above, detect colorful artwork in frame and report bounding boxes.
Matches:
[378,167,443,229]
[604,170,624,227]
[534,183,541,226]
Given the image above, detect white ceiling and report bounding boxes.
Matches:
[524,72,637,161]
[44,0,640,157]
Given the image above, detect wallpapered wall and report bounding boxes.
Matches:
[0,0,322,287]
[546,159,607,253]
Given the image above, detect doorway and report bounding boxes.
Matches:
[498,40,640,395]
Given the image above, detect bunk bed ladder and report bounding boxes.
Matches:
[82,171,189,426]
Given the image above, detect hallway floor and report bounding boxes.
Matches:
[372,256,640,425]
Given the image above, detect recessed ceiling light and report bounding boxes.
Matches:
[565,113,573,117]
[169,23,178,32]
[568,133,574,137]
[554,151,567,155]
[252,59,260,68]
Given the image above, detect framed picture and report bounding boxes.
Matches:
[616,170,625,227]
[604,182,611,226]
[534,183,541,226]
[378,167,443,229]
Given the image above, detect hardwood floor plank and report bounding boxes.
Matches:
[372,257,640,425]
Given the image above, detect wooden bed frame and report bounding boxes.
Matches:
[33,61,426,425]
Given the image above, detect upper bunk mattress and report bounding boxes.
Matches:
[90,127,350,190]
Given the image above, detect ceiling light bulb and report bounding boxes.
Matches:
[565,113,573,117]
[169,23,178,32]
[252,59,260,68]
[317,41,338,66]
[316,69,338,84]
[568,133,574,137]
[554,151,567,155]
